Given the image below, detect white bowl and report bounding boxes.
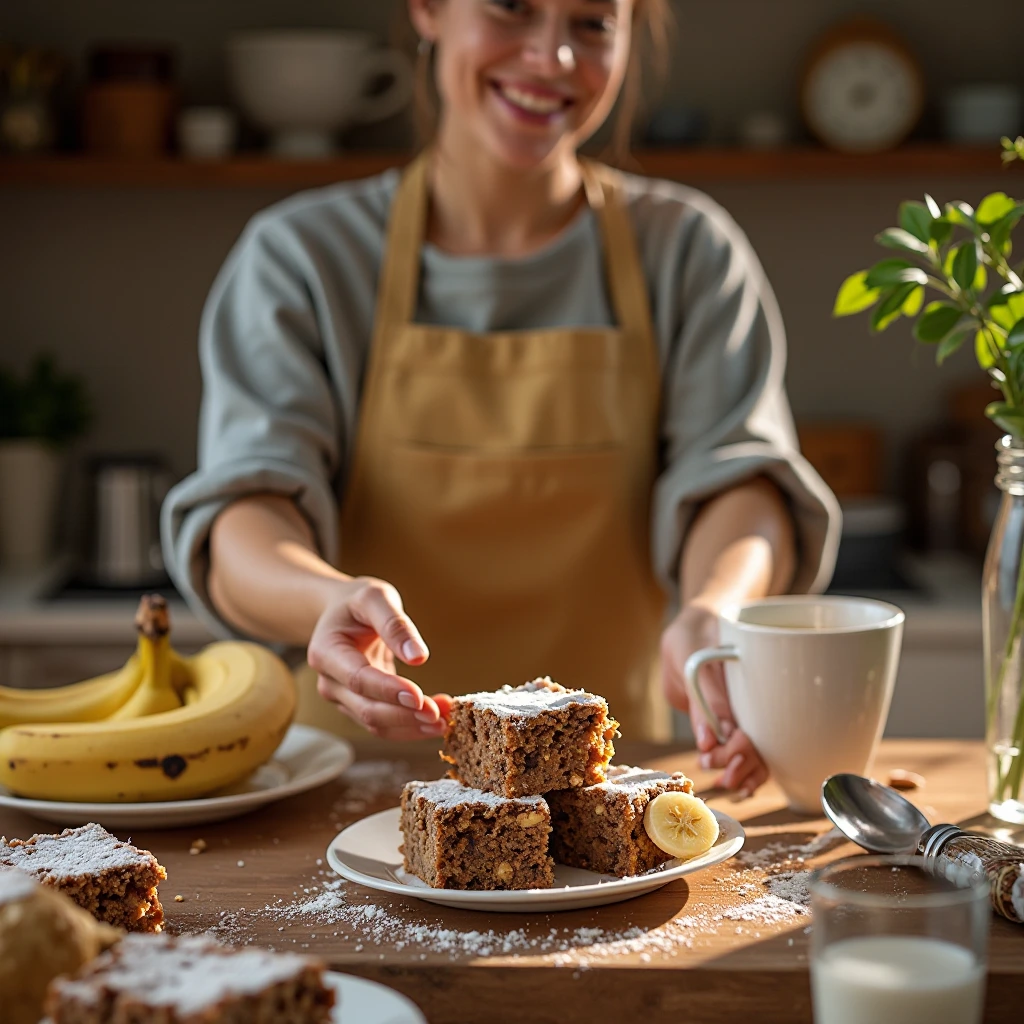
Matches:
[226,30,412,157]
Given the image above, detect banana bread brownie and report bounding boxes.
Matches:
[400,778,555,890]
[0,822,165,932]
[441,678,618,797]
[45,933,335,1024]
[547,765,694,876]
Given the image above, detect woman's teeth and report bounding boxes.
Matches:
[498,84,565,115]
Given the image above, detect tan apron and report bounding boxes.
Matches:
[296,152,671,742]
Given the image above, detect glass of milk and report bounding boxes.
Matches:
[810,854,990,1024]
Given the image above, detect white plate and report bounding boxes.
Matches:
[326,971,426,1024]
[327,806,745,912]
[0,724,354,829]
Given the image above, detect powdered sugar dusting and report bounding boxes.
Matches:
[0,823,158,879]
[458,679,605,719]
[53,933,316,1013]
[0,866,38,905]
[404,779,546,812]
[593,765,692,794]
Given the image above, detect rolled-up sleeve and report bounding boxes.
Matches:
[161,216,342,640]
[649,193,841,604]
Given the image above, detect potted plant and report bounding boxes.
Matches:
[0,354,91,572]
[834,135,1024,824]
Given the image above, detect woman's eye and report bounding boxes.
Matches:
[576,15,616,37]
[487,0,530,16]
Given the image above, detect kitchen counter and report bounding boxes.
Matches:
[0,739,1019,1023]
[0,557,215,646]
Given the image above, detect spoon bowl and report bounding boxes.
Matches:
[821,773,931,854]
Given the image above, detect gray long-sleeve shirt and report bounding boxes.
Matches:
[162,168,841,643]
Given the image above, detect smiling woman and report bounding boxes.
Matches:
[162,0,839,797]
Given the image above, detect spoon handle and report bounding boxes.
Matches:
[932,831,1024,924]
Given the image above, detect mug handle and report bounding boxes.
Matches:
[356,49,414,125]
[683,645,739,745]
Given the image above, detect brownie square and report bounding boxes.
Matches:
[547,765,694,876]
[400,779,554,890]
[45,933,335,1024]
[0,822,166,932]
[441,678,618,797]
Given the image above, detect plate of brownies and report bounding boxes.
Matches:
[327,679,745,912]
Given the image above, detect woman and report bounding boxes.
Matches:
[163,0,839,797]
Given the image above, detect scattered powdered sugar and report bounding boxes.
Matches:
[764,871,813,906]
[0,822,157,879]
[0,866,38,905]
[459,678,604,718]
[404,778,547,811]
[194,868,809,965]
[736,829,845,871]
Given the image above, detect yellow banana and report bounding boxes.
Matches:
[107,597,184,720]
[0,655,142,728]
[0,640,296,802]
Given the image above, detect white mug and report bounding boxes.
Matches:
[685,596,904,813]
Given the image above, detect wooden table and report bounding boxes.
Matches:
[2,739,1021,1023]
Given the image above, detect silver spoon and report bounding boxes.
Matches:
[820,773,932,854]
[821,772,1024,924]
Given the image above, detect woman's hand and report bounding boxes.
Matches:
[306,576,452,741]
[661,602,769,797]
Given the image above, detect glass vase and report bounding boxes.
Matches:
[982,435,1024,824]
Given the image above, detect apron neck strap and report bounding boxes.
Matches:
[375,151,654,342]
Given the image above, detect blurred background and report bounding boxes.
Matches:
[1,0,1023,739]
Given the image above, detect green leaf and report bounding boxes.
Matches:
[833,271,881,316]
[900,201,934,243]
[989,205,1024,252]
[986,401,1024,439]
[989,289,1024,330]
[902,285,925,316]
[937,327,972,365]
[946,201,977,227]
[976,329,999,369]
[871,283,918,331]
[876,227,932,255]
[925,194,942,219]
[930,218,954,245]
[1008,317,1024,348]
[864,259,927,288]
[974,264,988,292]
[914,301,962,342]
[976,192,1018,225]
[952,241,979,292]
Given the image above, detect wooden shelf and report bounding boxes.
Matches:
[0,145,1014,188]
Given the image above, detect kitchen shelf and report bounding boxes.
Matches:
[0,145,1015,188]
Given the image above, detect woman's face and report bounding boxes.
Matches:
[410,0,634,170]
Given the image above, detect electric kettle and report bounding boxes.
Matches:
[87,454,173,587]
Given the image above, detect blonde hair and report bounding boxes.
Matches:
[406,0,673,163]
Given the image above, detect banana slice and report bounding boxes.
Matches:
[643,791,720,860]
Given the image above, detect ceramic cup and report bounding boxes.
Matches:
[685,596,904,813]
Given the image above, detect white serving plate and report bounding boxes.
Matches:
[327,806,744,912]
[325,970,426,1024]
[0,724,353,829]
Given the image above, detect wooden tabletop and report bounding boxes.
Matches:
[2,739,1021,1024]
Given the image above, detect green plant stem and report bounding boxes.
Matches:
[991,540,1024,801]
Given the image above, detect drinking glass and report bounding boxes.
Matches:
[809,855,990,1024]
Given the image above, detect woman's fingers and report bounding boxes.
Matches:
[700,728,768,795]
[317,675,447,740]
[350,578,429,665]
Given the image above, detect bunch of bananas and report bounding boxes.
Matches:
[0,596,296,802]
